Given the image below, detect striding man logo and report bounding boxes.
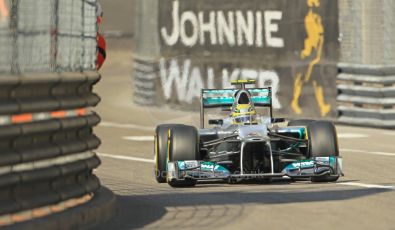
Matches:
[291,0,331,117]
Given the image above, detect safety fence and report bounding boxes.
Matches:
[134,0,339,119]
[0,0,103,226]
[0,0,97,74]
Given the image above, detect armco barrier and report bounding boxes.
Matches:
[133,57,158,106]
[337,64,395,128]
[0,72,103,225]
[133,0,339,119]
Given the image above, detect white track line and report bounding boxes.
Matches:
[341,148,395,156]
[97,152,395,190]
[97,152,154,163]
[339,182,395,190]
[123,136,154,141]
[99,121,155,131]
[338,133,369,138]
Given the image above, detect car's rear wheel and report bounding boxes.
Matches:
[307,121,340,182]
[167,125,200,187]
[154,124,183,183]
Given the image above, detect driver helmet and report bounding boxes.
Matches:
[231,91,257,124]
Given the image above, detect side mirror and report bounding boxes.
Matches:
[209,119,223,126]
[271,118,285,123]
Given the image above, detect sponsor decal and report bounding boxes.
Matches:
[154,0,338,117]
[201,162,215,170]
[291,161,314,168]
[291,0,330,117]
[159,58,281,108]
[161,0,284,48]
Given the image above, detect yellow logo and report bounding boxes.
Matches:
[0,0,9,25]
[291,0,331,117]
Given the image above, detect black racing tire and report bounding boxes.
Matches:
[168,179,197,188]
[167,125,199,187]
[307,121,340,182]
[288,119,315,127]
[311,175,339,183]
[307,121,339,158]
[154,124,184,183]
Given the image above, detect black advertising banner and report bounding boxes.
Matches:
[156,0,339,118]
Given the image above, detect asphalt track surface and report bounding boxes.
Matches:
[92,39,395,230]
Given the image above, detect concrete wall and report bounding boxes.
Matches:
[133,0,339,119]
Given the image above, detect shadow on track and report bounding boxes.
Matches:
[97,185,390,229]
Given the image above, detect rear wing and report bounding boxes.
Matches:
[200,87,273,128]
[201,88,272,108]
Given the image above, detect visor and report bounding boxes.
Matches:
[234,115,256,124]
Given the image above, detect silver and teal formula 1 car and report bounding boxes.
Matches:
[154,80,343,187]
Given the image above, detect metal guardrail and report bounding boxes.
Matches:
[0,72,100,114]
[0,72,102,217]
[133,57,157,106]
[337,63,395,128]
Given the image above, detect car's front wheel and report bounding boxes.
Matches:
[154,124,183,183]
[167,125,200,187]
[307,121,340,182]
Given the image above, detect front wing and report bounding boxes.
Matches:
[167,157,343,182]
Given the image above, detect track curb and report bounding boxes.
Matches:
[3,187,116,230]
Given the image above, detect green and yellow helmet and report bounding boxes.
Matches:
[231,90,257,124]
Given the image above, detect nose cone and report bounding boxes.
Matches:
[239,125,268,140]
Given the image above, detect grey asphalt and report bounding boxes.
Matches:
[92,39,395,230]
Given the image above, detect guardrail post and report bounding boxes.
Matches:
[133,0,160,106]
